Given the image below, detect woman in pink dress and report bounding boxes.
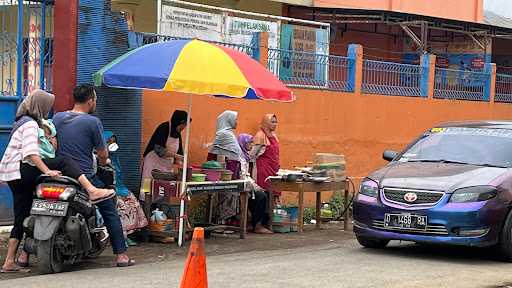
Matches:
[253,114,280,204]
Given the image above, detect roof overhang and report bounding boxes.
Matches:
[297,7,512,38]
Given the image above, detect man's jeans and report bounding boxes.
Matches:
[88,174,127,255]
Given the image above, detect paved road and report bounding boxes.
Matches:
[2,237,512,288]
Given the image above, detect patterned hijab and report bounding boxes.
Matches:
[238,133,253,162]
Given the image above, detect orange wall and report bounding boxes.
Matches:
[314,0,484,23]
[142,89,512,206]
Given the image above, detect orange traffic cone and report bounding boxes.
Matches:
[180,227,208,288]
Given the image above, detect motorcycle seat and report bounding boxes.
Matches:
[38,175,81,187]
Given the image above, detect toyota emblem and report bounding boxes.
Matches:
[404,192,418,203]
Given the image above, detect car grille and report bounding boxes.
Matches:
[372,220,449,236]
[383,188,444,206]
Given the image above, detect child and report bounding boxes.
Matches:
[39,119,57,159]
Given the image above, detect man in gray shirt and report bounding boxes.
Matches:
[53,84,134,267]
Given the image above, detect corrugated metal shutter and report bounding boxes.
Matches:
[76,0,142,192]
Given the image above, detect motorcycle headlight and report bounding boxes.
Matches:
[450,186,497,203]
[359,178,379,198]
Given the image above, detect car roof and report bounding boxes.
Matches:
[435,120,512,130]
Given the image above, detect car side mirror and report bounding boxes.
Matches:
[383,150,398,162]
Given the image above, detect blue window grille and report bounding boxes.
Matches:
[267,47,351,92]
[434,68,488,101]
[495,73,512,103]
[362,59,422,97]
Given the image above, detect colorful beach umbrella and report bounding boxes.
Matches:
[93,39,294,101]
[94,39,294,247]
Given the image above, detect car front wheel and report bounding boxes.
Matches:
[497,210,512,262]
[356,235,390,249]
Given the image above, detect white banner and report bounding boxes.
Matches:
[160,5,222,42]
[224,16,279,48]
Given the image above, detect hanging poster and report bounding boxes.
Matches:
[279,24,329,85]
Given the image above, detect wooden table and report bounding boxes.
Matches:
[269,179,349,233]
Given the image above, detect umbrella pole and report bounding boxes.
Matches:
[178,94,192,247]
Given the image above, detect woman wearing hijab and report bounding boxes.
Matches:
[252,114,281,204]
[0,90,114,273]
[104,131,148,246]
[140,110,189,201]
[238,133,272,234]
[208,111,242,223]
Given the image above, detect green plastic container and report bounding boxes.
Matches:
[190,174,207,182]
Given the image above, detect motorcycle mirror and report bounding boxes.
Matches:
[108,143,119,152]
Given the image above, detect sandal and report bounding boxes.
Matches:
[116,258,135,267]
[16,261,29,268]
[0,266,31,273]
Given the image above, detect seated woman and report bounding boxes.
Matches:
[238,133,272,234]
[104,131,148,246]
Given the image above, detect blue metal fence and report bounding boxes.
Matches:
[129,31,256,58]
[434,68,488,101]
[495,73,512,103]
[267,48,351,91]
[362,59,422,97]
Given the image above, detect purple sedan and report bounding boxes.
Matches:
[353,121,512,261]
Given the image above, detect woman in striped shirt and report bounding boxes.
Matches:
[0,90,114,273]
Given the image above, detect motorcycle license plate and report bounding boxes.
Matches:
[384,213,427,230]
[31,199,68,217]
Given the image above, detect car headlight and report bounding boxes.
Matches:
[359,178,379,198]
[449,186,497,203]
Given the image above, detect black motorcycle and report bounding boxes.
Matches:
[23,175,109,274]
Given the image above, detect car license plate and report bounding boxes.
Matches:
[384,213,427,230]
[31,199,68,217]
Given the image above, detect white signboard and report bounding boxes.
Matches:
[224,16,279,48]
[159,5,222,42]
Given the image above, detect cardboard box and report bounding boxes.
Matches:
[313,153,346,181]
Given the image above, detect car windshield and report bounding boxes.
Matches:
[398,127,512,168]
